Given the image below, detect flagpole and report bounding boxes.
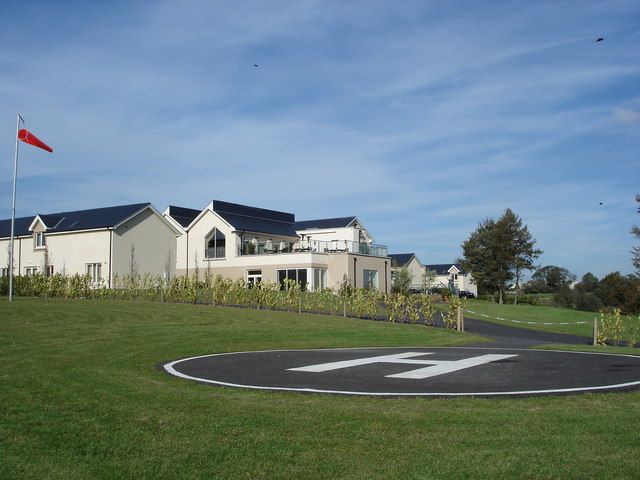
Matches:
[8,114,23,302]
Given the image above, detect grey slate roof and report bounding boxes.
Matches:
[167,205,200,229]
[389,253,417,268]
[211,200,298,238]
[424,263,466,275]
[0,216,33,238]
[295,216,357,230]
[0,203,151,238]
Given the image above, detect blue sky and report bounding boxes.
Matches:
[0,0,638,279]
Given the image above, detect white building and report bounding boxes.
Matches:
[424,263,477,296]
[0,203,179,286]
[164,200,391,292]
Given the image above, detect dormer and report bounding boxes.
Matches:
[447,265,461,280]
[29,215,51,249]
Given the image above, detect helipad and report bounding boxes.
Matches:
[163,347,640,397]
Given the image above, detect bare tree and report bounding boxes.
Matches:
[164,248,174,282]
[422,269,436,293]
[129,245,138,277]
[193,251,199,281]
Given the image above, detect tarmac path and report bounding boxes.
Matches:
[460,315,592,348]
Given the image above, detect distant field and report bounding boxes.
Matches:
[1,298,639,479]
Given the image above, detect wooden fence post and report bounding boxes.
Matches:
[343,298,347,318]
[457,305,462,331]
[298,295,302,314]
[593,317,598,346]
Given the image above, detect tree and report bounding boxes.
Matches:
[530,265,576,293]
[594,272,640,313]
[392,267,412,294]
[500,209,542,305]
[575,272,599,293]
[421,268,436,293]
[632,194,640,274]
[459,209,541,304]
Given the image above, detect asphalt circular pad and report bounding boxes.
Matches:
[163,347,640,397]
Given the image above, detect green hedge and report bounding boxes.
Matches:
[1,273,445,326]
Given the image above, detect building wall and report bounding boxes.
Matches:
[0,235,48,275]
[46,230,111,277]
[176,251,330,285]
[0,228,111,277]
[349,253,391,293]
[112,208,177,281]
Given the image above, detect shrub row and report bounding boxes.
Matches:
[1,273,448,326]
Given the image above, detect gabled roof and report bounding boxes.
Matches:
[0,203,152,238]
[389,253,419,268]
[211,200,298,238]
[295,216,357,230]
[167,205,201,229]
[424,263,466,275]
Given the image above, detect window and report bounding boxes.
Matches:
[313,268,327,291]
[24,267,37,276]
[1,268,8,278]
[86,263,102,284]
[247,269,262,287]
[363,269,378,290]
[205,228,226,259]
[35,232,45,248]
[277,268,308,291]
[453,273,458,281]
[45,265,54,276]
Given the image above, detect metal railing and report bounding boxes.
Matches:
[238,239,387,257]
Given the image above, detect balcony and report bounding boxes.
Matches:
[238,239,388,257]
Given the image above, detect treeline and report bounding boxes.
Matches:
[523,266,640,314]
[459,203,640,314]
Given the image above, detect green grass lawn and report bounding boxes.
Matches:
[463,299,628,337]
[2,297,640,479]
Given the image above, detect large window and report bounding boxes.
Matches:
[363,269,378,290]
[24,267,37,276]
[277,268,308,291]
[35,232,45,248]
[205,228,226,259]
[86,263,102,284]
[313,268,327,291]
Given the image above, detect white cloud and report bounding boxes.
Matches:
[613,107,640,124]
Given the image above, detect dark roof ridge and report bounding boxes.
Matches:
[216,210,295,225]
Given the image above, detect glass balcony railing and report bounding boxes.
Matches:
[238,239,388,258]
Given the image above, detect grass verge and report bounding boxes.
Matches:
[463,299,635,337]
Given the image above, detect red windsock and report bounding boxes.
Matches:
[18,128,53,153]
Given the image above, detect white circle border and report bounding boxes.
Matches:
[162,346,640,397]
